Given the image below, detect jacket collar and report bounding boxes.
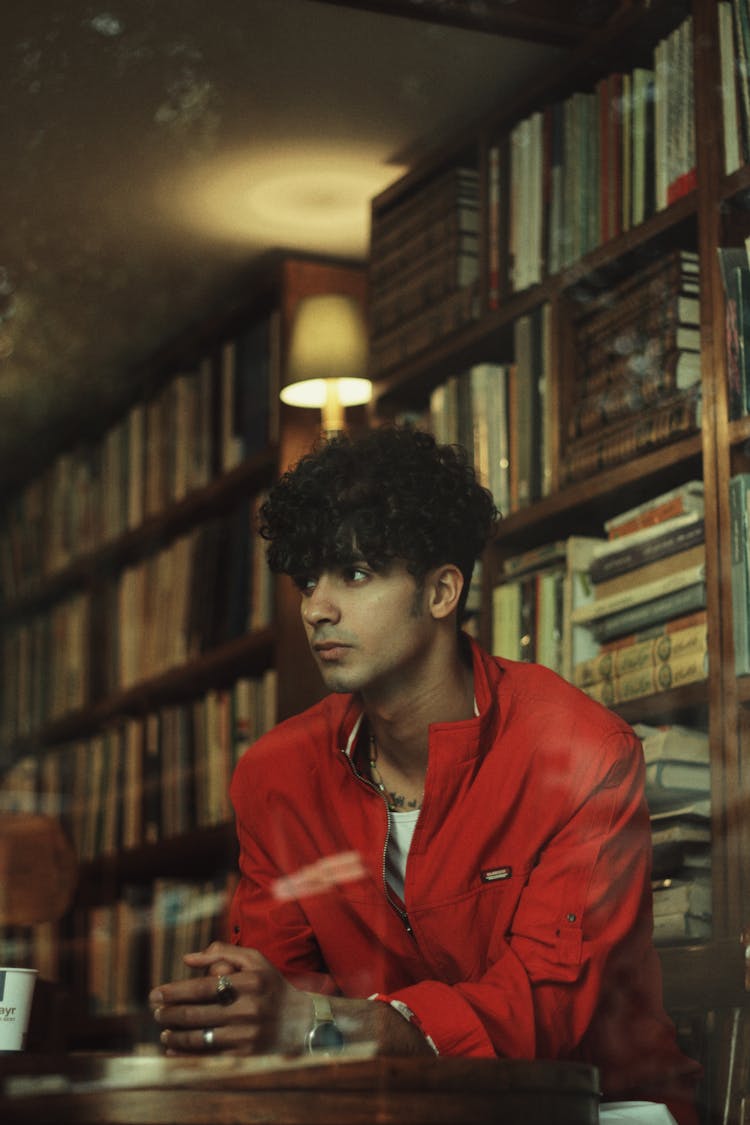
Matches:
[334,635,503,762]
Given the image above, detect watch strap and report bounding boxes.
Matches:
[305,993,344,1053]
[311,994,335,1024]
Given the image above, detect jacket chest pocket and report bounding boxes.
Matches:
[410,870,529,983]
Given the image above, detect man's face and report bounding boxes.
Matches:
[298,556,434,697]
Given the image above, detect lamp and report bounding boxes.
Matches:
[281,293,370,434]
[0,814,77,926]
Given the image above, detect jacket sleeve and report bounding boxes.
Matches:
[377,729,660,1063]
[229,805,339,996]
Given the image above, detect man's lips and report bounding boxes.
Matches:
[313,641,351,660]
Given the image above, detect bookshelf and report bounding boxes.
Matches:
[0,252,365,1040]
[366,0,748,1097]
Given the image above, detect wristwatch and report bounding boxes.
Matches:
[304,994,345,1053]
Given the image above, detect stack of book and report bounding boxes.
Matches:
[486,13,695,298]
[562,249,702,484]
[369,166,480,376]
[570,483,708,706]
[635,721,712,943]
[492,536,604,680]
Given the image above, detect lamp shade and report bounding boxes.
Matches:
[0,815,77,925]
[281,294,370,430]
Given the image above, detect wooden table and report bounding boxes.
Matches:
[0,1051,600,1124]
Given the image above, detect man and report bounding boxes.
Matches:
[150,426,700,1122]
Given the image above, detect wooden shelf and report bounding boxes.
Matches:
[492,434,703,552]
[75,823,237,889]
[616,681,710,727]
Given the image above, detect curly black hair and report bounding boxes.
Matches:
[258,426,498,618]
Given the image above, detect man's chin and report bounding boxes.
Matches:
[316,666,360,694]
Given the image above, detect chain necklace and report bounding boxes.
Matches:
[368,733,423,812]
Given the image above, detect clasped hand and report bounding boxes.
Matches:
[149,941,312,1055]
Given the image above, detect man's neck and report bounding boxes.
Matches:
[362,639,475,775]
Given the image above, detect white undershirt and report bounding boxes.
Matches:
[385,808,420,901]
[383,696,480,901]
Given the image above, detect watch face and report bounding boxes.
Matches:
[308,1021,345,1052]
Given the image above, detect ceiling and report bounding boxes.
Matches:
[0,0,611,492]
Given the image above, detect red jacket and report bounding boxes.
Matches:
[229,640,700,1112]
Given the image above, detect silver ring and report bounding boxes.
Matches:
[215,974,237,1006]
[202,1027,215,1048]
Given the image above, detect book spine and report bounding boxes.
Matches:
[584,644,708,706]
[574,620,708,688]
[585,582,707,645]
[729,473,750,674]
[562,392,701,486]
[605,611,708,653]
[589,517,704,582]
[593,543,705,601]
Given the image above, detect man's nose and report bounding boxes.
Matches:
[301,577,341,626]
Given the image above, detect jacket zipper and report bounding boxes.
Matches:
[344,750,415,937]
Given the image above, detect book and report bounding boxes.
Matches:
[568,349,701,441]
[597,608,708,650]
[511,308,547,509]
[592,542,705,601]
[494,536,603,679]
[734,0,750,162]
[665,16,697,204]
[603,481,704,539]
[651,796,710,823]
[631,67,655,225]
[589,512,704,584]
[634,721,710,765]
[651,873,711,918]
[487,142,501,309]
[573,618,708,687]
[735,264,750,417]
[569,562,706,626]
[719,1,743,175]
[652,910,711,943]
[717,246,749,419]
[650,805,711,877]
[729,473,750,674]
[583,645,708,706]
[644,759,711,805]
[576,580,706,645]
[561,390,702,484]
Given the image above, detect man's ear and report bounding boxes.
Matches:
[427,564,465,620]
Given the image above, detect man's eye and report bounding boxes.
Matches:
[297,576,317,593]
[346,567,369,582]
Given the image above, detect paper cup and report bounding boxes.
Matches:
[0,968,37,1051]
